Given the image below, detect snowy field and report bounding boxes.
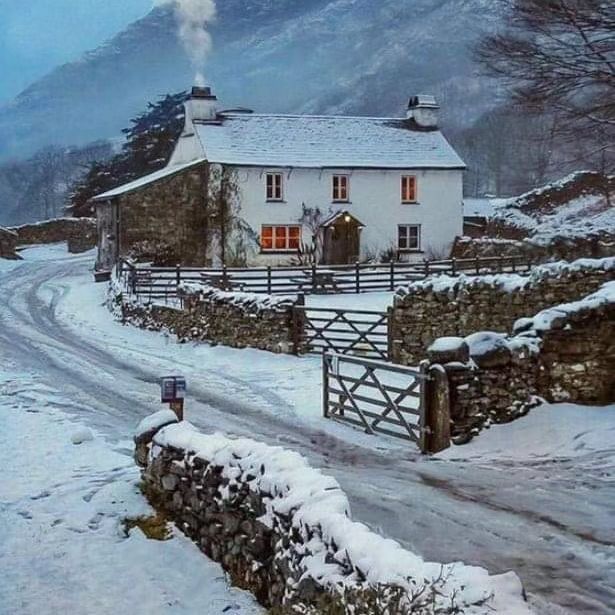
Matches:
[2,245,615,613]
[0,360,262,614]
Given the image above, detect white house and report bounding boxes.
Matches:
[95,86,465,267]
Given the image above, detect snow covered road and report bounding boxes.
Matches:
[1,246,614,614]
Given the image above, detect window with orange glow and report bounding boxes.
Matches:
[401,176,417,203]
[261,225,301,251]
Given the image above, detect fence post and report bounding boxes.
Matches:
[322,354,330,418]
[222,265,229,290]
[475,256,480,275]
[267,265,272,295]
[422,362,451,454]
[497,255,503,273]
[511,256,517,273]
[424,259,429,278]
[355,262,360,294]
[176,264,181,289]
[386,306,394,361]
[311,264,317,291]
[389,260,395,291]
[292,293,306,355]
[451,257,457,277]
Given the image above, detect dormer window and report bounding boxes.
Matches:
[266,173,283,201]
[332,175,349,202]
[401,176,417,203]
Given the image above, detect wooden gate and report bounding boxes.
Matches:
[294,306,390,360]
[323,353,429,449]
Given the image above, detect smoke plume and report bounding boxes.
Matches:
[157,0,217,85]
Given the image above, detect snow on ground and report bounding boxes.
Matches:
[4,245,615,613]
[0,361,263,614]
[440,403,615,462]
[307,290,395,311]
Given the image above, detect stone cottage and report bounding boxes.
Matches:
[93,87,465,272]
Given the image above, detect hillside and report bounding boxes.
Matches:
[0,0,502,161]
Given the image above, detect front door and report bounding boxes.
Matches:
[322,217,361,265]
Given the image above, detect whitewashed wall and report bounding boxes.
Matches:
[221,165,463,266]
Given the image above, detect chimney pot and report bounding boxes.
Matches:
[406,94,440,129]
[184,84,218,125]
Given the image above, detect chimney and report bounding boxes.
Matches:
[184,85,218,126]
[406,94,439,129]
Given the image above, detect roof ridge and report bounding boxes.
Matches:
[210,113,407,122]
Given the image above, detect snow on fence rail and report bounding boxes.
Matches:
[118,255,537,300]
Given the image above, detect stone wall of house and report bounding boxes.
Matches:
[134,412,526,613]
[111,164,210,266]
[0,227,19,259]
[9,217,96,250]
[391,257,615,366]
[427,282,615,442]
[109,281,298,354]
[452,235,615,264]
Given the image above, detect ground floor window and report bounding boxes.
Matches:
[398,224,421,251]
[261,225,302,251]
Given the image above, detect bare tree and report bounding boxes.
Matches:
[477,0,615,166]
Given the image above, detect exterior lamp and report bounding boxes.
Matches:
[344,214,351,223]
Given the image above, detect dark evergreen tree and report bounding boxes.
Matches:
[70,91,188,217]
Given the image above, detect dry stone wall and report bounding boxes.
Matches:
[0,227,18,259]
[391,257,615,366]
[452,235,614,264]
[9,217,96,252]
[427,282,615,442]
[109,280,298,354]
[134,412,528,614]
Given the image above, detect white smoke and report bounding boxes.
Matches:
[156,0,217,85]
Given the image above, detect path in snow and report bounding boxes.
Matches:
[1,246,614,614]
[0,360,262,614]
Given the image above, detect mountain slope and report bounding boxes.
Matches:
[0,0,502,160]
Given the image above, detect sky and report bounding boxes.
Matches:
[0,0,152,103]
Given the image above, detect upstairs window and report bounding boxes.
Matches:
[266,173,283,201]
[261,225,301,252]
[401,176,417,203]
[332,175,349,202]
[398,224,421,251]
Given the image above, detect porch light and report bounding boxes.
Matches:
[344,214,351,223]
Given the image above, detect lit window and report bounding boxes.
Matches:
[398,225,421,251]
[261,225,302,251]
[266,173,283,201]
[401,176,417,203]
[332,175,349,202]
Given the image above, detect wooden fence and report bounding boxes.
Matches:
[323,353,430,448]
[294,305,390,360]
[118,255,536,300]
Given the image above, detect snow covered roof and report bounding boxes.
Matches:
[194,113,465,169]
[321,210,366,228]
[463,197,507,219]
[93,158,206,201]
[0,226,18,237]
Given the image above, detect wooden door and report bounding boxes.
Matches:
[323,218,361,265]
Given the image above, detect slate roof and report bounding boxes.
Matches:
[195,113,466,170]
[94,159,206,201]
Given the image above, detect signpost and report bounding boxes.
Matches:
[160,376,187,421]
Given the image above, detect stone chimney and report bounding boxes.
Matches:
[406,95,439,129]
[184,85,218,126]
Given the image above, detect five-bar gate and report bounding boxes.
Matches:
[294,306,390,360]
[323,353,429,450]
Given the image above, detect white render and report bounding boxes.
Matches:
[217,164,463,265]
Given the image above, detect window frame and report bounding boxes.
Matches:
[266,172,284,202]
[332,174,350,203]
[401,175,418,204]
[398,224,421,252]
[260,225,302,253]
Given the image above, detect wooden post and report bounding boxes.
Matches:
[169,400,184,422]
[267,265,272,295]
[322,354,330,418]
[386,306,394,361]
[512,256,517,273]
[311,264,317,291]
[422,363,451,454]
[497,255,503,273]
[389,260,395,291]
[425,260,430,278]
[222,265,229,290]
[451,257,457,277]
[475,256,480,275]
[292,294,306,355]
[355,262,360,294]
[176,264,181,289]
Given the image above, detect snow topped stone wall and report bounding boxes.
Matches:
[0,226,18,259]
[391,257,615,366]
[9,217,97,253]
[109,281,299,354]
[427,282,615,441]
[134,415,530,614]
